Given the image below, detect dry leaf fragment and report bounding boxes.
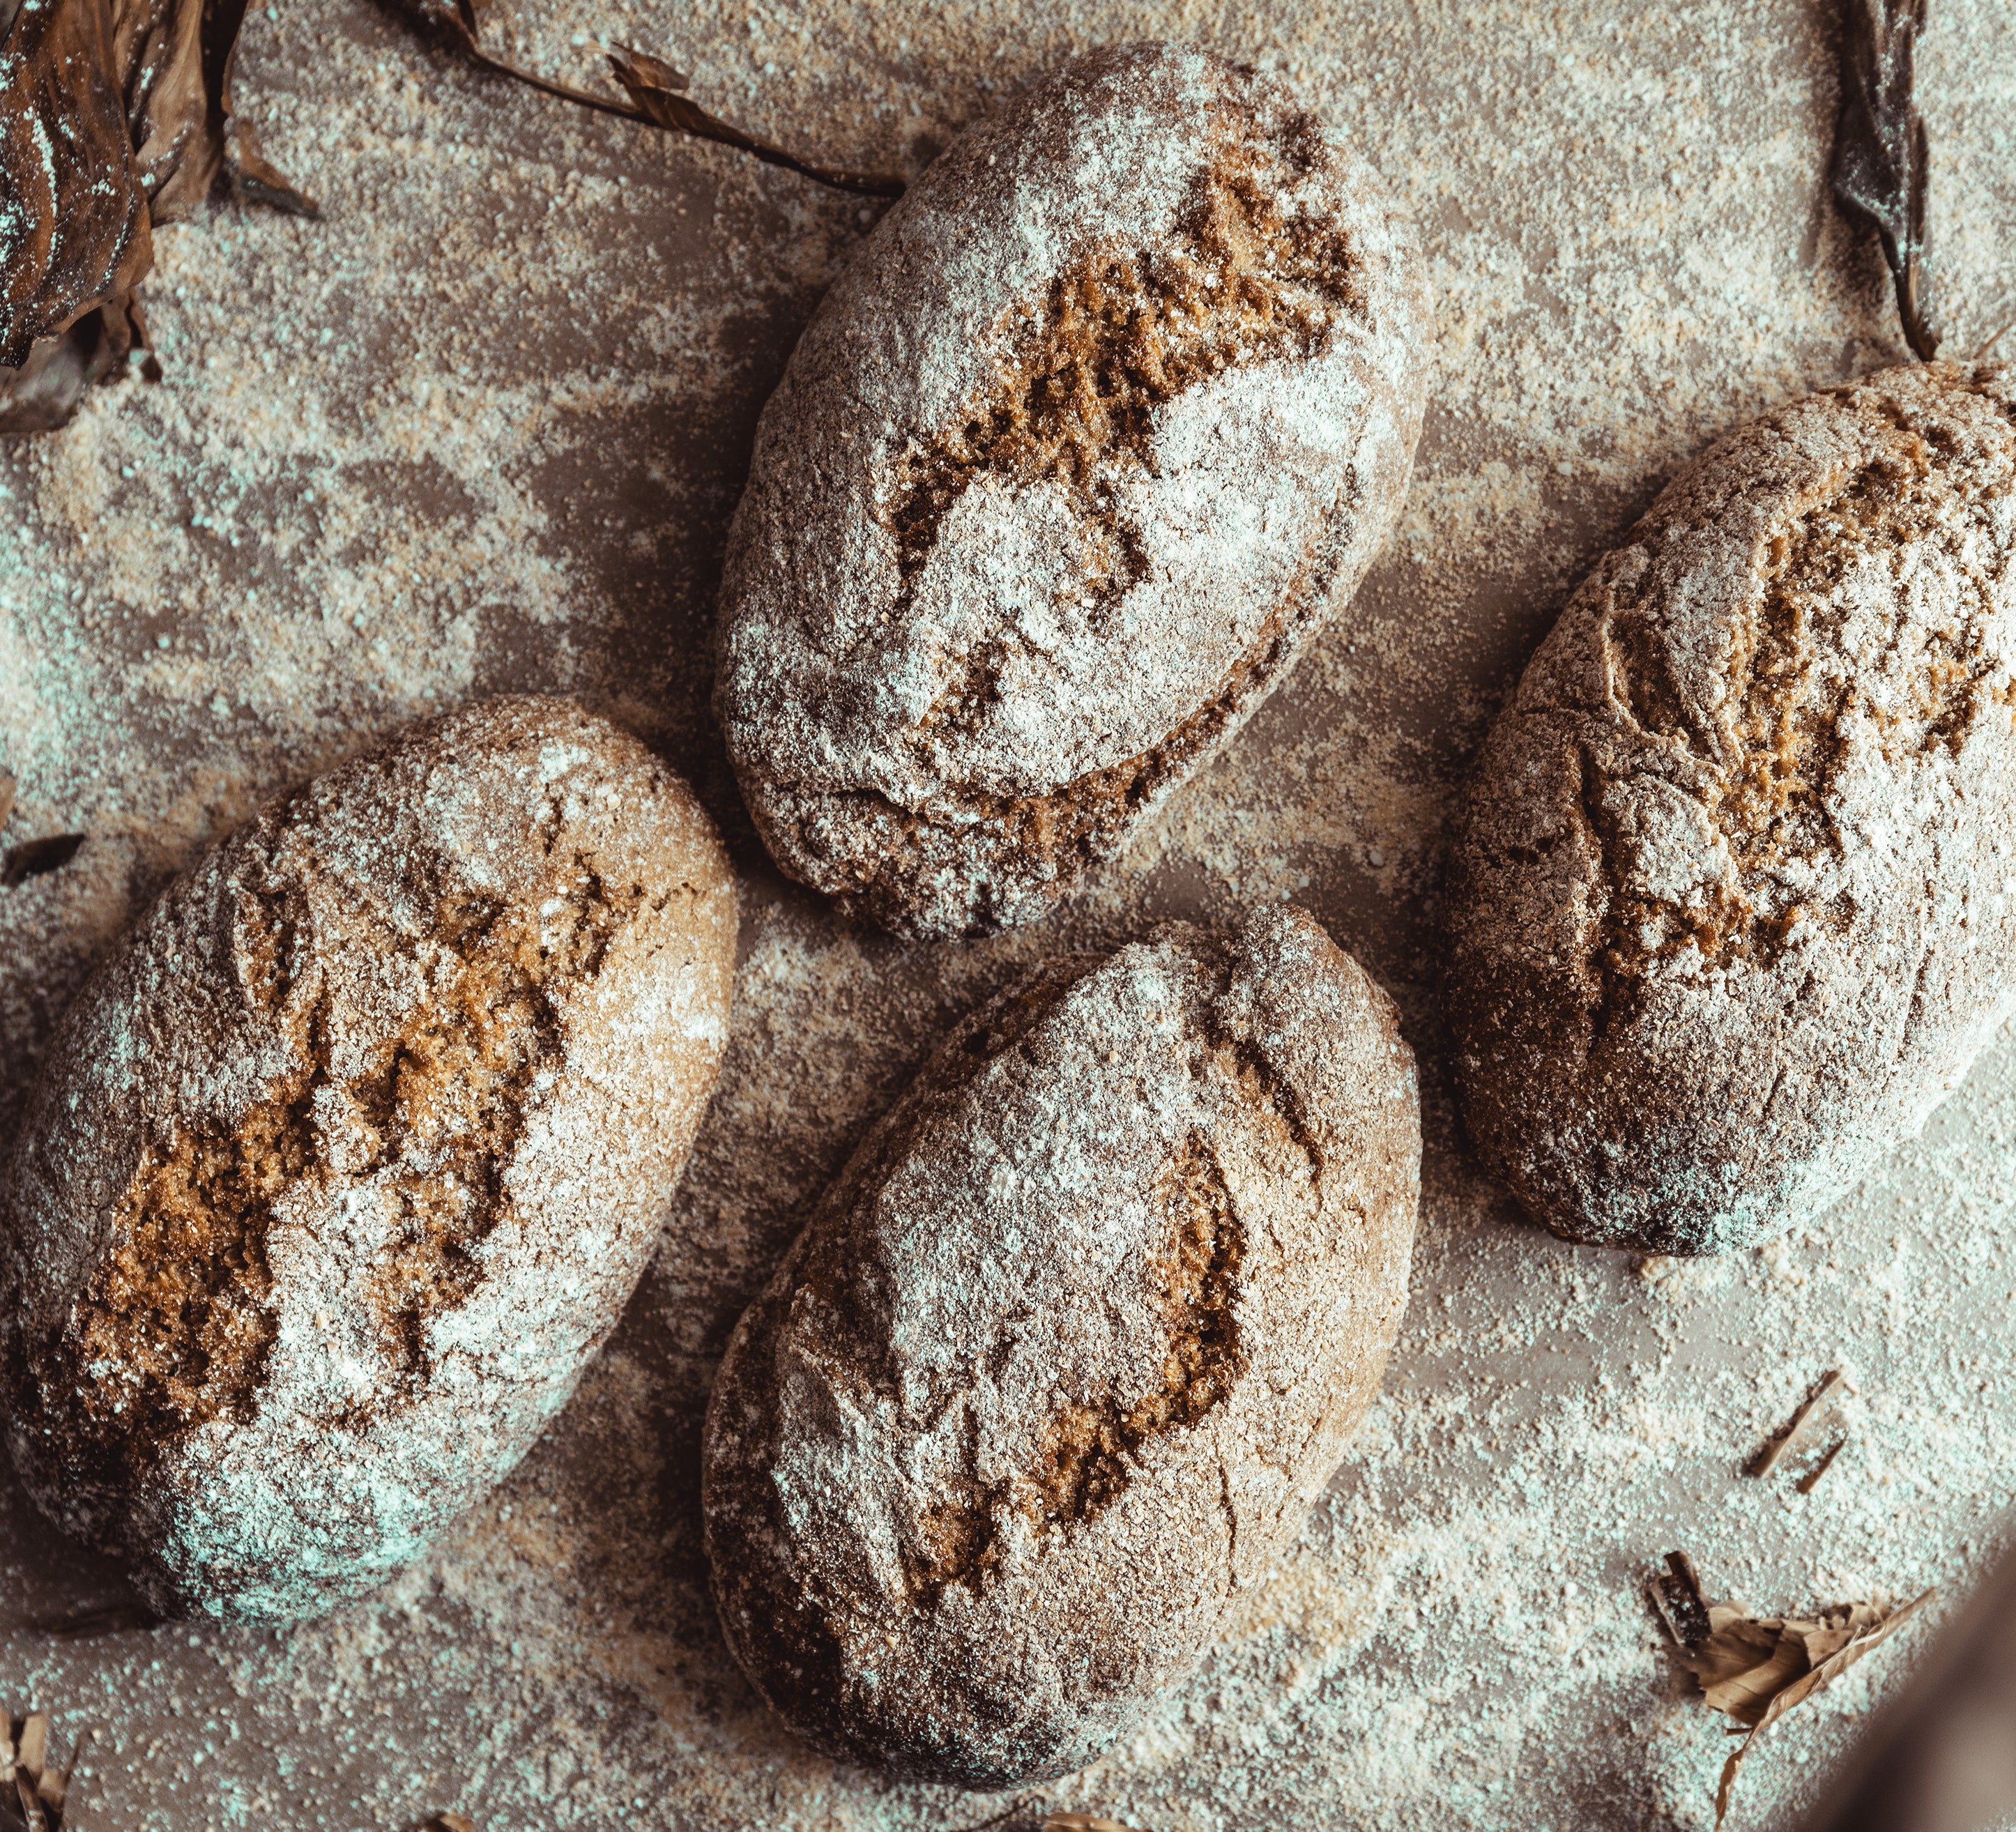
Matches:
[1713,1590,1933,1824]
[1651,1548,1714,1647]
[425,1813,476,1832]
[1796,1436,1849,1495]
[606,47,903,196]
[1044,1815,1147,1832]
[1831,0,1937,359]
[0,0,153,369]
[391,0,903,197]
[0,774,14,834]
[0,0,313,432]
[1748,1369,1844,1477]
[1651,1555,1934,1825]
[2,834,85,886]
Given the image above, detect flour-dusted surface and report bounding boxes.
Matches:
[0,0,2014,1828]
[1448,362,2016,1256]
[704,907,1418,1786]
[2,698,737,1623]
[715,45,1432,939]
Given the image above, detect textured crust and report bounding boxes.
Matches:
[701,903,1420,1786]
[714,43,1433,940]
[1447,362,2016,1255]
[2,696,738,1621]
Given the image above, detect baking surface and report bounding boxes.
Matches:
[2,1,2014,1826]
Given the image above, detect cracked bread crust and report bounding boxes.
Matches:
[701,903,1419,1787]
[1446,362,2016,1255]
[2,696,738,1621]
[713,43,1432,940]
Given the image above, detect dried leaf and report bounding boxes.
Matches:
[387,0,903,197]
[1715,1589,1933,1822]
[0,0,153,369]
[1831,0,1937,359]
[1654,1555,1935,1826]
[0,773,14,834]
[606,46,905,197]
[0,290,155,437]
[1748,1369,1844,1477]
[1796,1435,1849,1494]
[1,0,312,431]
[1044,1816,1147,1832]
[425,1814,476,1832]
[2,834,85,886]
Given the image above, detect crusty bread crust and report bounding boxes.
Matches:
[702,903,1419,1785]
[714,43,1432,940]
[1448,362,2016,1254]
[2,696,738,1621]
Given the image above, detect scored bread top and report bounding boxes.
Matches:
[703,903,1419,1786]
[1448,362,2016,1253]
[715,43,1432,939]
[3,696,738,1621]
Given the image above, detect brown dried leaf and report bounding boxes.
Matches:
[0,0,153,369]
[0,773,14,834]
[1831,0,1937,359]
[1044,1816,1147,1832]
[0,289,155,436]
[385,0,901,197]
[1,0,312,432]
[2,834,85,886]
[1658,1566,1938,1827]
[606,45,905,197]
[1686,1615,1793,1723]
[425,1814,476,1832]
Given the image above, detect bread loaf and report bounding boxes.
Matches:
[703,903,1419,1784]
[715,43,1432,939]
[2,696,738,1620]
[1447,362,2016,1253]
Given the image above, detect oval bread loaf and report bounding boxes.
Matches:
[2,696,738,1621]
[1447,362,2016,1254]
[702,903,1419,1785]
[715,43,1433,940]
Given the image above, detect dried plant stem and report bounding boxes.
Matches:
[1749,1369,1844,1476]
[404,0,905,197]
[1797,1437,1849,1494]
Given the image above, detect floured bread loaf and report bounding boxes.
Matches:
[715,43,1433,940]
[1448,362,2016,1254]
[2,696,738,1621]
[702,903,1419,1785]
